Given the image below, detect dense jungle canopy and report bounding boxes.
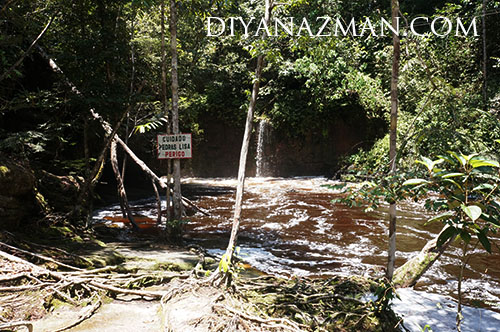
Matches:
[1,0,499,180]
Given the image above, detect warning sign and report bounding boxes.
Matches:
[157,133,192,159]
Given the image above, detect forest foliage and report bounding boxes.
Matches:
[0,0,499,176]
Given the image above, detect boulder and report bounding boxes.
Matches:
[0,158,37,229]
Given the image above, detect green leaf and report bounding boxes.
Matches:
[425,211,454,225]
[478,230,491,253]
[461,204,482,222]
[442,179,463,191]
[459,230,471,244]
[437,226,458,247]
[441,172,464,179]
[472,183,495,192]
[448,151,466,167]
[469,159,500,169]
[403,178,430,186]
[218,253,231,273]
[416,157,444,172]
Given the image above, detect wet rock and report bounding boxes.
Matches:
[0,158,37,229]
[37,171,83,212]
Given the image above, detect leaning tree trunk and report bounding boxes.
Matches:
[223,0,272,265]
[387,0,400,281]
[392,225,456,288]
[110,138,139,230]
[36,46,205,218]
[170,0,183,220]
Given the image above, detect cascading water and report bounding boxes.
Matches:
[93,176,500,330]
[255,119,271,177]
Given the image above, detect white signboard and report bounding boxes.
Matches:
[157,133,192,159]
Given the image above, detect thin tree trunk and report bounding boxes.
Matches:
[161,0,172,222]
[170,0,183,220]
[83,118,93,228]
[224,0,272,264]
[392,225,455,288]
[482,0,488,109]
[152,180,162,225]
[37,46,206,217]
[386,0,400,281]
[121,7,136,182]
[0,14,56,82]
[110,138,139,230]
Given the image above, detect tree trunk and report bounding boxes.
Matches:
[170,0,183,220]
[223,0,272,264]
[0,14,56,82]
[161,0,172,222]
[37,46,206,219]
[482,0,488,109]
[386,0,400,281]
[392,225,455,288]
[110,138,139,230]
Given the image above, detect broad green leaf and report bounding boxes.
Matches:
[437,226,458,247]
[403,178,430,186]
[425,211,454,225]
[478,230,491,253]
[459,230,471,244]
[469,159,500,169]
[416,157,443,172]
[461,204,482,222]
[218,254,230,273]
[441,172,464,179]
[443,179,463,191]
[473,183,495,191]
[448,151,466,167]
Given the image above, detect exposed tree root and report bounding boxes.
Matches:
[160,272,397,332]
[52,293,102,332]
[0,321,33,332]
[0,244,187,328]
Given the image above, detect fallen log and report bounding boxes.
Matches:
[392,225,456,288]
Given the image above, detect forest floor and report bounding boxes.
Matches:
[0,223,398,332]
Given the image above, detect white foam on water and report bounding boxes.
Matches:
[393,288,500,332]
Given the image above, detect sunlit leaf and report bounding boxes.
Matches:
[403,178,430,186]
[469,159,500,169]
[441,172,464,179]
[448,151,466,167]
[461,204,482,222]
[416,157,443,172]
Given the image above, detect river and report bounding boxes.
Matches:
[93,176,500,313]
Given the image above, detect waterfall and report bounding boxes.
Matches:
[256,119,271,177]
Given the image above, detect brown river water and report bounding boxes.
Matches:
[94,177,500,311]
